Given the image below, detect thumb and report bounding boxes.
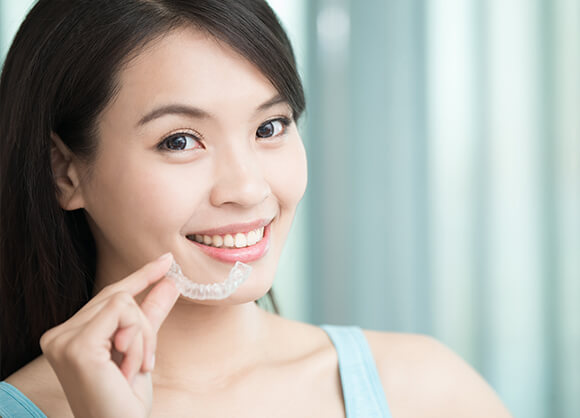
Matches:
[140,278,180,333]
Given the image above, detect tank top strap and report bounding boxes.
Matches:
[321,325,393,418]
[0,381,47,417]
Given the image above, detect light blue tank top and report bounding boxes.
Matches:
[0,381,46,417]
[0,326,392,417]
[321,325,393,417]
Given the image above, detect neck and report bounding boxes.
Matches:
[152,299,272,389]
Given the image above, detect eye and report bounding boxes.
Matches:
[256,118,290,139]
[158,133,203,151]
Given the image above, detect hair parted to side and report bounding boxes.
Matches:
[0,0,305,379]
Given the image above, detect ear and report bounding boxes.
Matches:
[50,133,86,210]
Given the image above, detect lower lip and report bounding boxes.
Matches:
[189,224,271,264]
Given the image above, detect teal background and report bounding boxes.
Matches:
[2,1,579,417]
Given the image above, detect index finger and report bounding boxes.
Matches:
[114,252,174,296]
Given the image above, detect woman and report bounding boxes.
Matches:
[0,0,512,416]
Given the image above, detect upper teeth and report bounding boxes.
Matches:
[190,227,265,248]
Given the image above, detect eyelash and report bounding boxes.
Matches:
[157,130,203,152]
[256,117,292,141]
[156,116,292,152]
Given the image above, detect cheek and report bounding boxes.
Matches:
[261,138,308,208]
[129,168,202,223]
[84,158,208,240]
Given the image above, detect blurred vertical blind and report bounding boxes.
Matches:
[305,1,579,418]
[1,1,579,418]
[0,0,33,55]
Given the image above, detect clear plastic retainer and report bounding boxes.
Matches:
[166,260,252,300]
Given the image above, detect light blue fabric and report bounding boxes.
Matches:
[321,325,393,418]
[0,382,46,417]
[1,326,391,417]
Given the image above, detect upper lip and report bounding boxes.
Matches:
[187,218,273,237]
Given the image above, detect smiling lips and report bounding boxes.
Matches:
[186,220,272,263]
[188,227,265,249]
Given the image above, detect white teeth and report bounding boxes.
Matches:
[190,226,267,248]
[247,230,258,246]
[234,233,247,248]
[212,235,223,247]
[223,234,235,248]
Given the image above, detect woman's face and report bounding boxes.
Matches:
[76,28,307,303]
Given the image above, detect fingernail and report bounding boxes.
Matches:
[158,252,173,262]
[149,354,156,370]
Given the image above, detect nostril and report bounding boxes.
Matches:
[209,173,270,207]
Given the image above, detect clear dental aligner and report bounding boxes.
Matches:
[166,260,252,300]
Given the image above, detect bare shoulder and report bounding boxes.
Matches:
[363,330,513,418]
[5,355,72,417]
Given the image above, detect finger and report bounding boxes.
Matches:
[139,279,178,372]
[116,307,156,374]
[61,253,173,326]
[45,293,130,342]
[120,329,144,383]
[79,292,141,346]
[111,304,156,373]
[140,320,156,373]
[140,278,180,333]
[114,324,139,354]
[103,252,174,298]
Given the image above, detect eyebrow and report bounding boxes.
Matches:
[255,94,287,113]
[137,104,210,127]
[136,94,289,127]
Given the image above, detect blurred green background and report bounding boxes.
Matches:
[2,1,579,417]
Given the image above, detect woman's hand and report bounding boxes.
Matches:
[40,253,180,418]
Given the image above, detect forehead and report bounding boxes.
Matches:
[107,27,279,120]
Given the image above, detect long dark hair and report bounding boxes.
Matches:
[0,0,305,380]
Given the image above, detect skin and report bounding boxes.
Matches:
[5,28,513,417]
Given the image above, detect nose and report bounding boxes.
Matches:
[209,147,271,208]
